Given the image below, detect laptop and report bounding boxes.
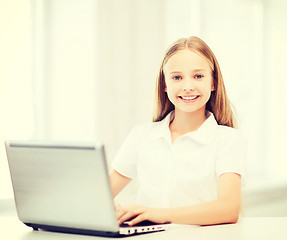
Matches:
[5,140,168,237]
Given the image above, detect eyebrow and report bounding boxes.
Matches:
[167,68,209,75]
[192,68,209,72]
[168,71,181,75]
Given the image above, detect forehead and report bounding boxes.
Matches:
[164,49,211,72]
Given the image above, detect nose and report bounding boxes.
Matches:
[183,79,195,92]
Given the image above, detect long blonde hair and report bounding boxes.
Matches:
[152,36,237,128]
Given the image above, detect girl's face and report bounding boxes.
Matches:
[163,49,214,115]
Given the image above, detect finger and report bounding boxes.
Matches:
[128,214,146,226]
[118,207,143,225]
[116,208,127,219]
[114,200,121,212]
[118,211,138,225]
[118,205,146,225]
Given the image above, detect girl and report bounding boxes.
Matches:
[110,36,246,226]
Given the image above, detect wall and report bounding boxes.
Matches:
[1,0,287,215]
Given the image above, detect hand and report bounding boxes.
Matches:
[117,204,169,226]
[114,200,122,212]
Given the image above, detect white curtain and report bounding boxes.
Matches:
[32,0,99,141]
[0,0,34,198]
[1,0,287,199]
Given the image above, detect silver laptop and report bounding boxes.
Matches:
[5,140,168,237]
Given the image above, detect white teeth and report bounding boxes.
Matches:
[181,96,198,100]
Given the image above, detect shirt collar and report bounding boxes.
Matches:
[149,110,219,144]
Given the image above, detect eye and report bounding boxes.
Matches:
[172,75,182,80]
[194,74,204,79]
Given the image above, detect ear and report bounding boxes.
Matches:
[211,80,215,91]
[163,80,167,92]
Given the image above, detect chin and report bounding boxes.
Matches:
[175,103,207,114]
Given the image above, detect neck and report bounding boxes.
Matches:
[170,108,207,134]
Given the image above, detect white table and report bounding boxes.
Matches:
[1,216,287,240]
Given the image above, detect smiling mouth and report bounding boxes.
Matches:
[179,95,200,101]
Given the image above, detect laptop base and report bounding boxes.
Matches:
[24,222,122,238]
[24,222,165,238]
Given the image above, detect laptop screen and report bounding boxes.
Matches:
[5,141,119,233]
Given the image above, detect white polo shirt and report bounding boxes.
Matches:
[112,111,246,208]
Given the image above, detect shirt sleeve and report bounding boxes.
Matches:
[111,125,143,179]
[215,130,247,185]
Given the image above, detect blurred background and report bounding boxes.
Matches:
[1,0,287,216]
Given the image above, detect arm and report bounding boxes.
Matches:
[109,169,132,198]
[118,172,241,225]
[165,172,241,225]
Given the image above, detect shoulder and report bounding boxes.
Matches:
[128,121,163,138]
[216,125,245,139]
[214,125,247,180]
[215,125,247,152]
